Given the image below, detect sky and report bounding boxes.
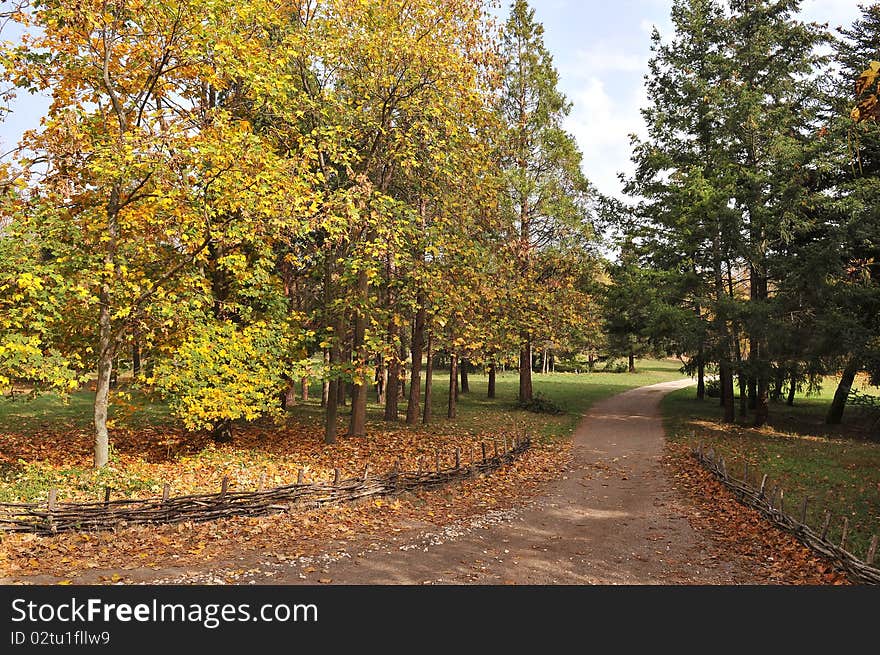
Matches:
[0,1,868,199]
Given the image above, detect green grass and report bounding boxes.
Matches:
[286,358,688,444]
[0,387,173,433]
[662,382,880,558]
[0,359,688,439]
[0,359,689,503]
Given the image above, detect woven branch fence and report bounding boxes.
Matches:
[0,437,531,536]
[693,442,880,585]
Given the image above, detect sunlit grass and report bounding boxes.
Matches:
[662,382,880,557]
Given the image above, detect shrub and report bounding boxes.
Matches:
[602,358,628,373]
[516,392,563,414]
[706,378,720,398]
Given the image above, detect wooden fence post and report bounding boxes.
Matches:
[759,474,768,497]
[800,497,808,525]
[220,476,229,501]
[455,447,461,470]
[867,535,878,566]
[391,460,400,491]
[333,468,340,485]
[297,469,304,485]
[104,486,112,510]
[840,517,849,551]
[48,488,57,533]
[481,442,487,464]
[821,511,832,540]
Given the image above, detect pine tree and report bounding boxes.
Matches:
[498,0,592,404]
[627,0,738,420]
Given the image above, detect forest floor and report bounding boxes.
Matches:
[0,371,851,585]
[1,378,844,586]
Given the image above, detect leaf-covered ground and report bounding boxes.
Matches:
[3,363,862,585]
[664,441,851,584]
[0,434,569,584]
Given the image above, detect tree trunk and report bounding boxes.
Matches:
[325,315,343,445]
[827,357,859,425]
[716,260,734,423]
[384,350,400,422]
[518,334,533,403]
[748,377,757,410]
[487,356,496,399]
[348,270,368,436]
[301,377,309,402]
[398,341,407,401]
[628,351,635,373]
[726,266,746,419]
[459,357,470,394]
[406,298,425,425]
[719,360,735,422]
[323,254,340,443]
[423,330,433,425]
[542,348,548,374]
[325,373,339,445]
[739,374,748,418]
[378,360,387,405]
[338,347,348,407]
[132,339,141,379]
[696,354,705,401]
[447,351,458,419]
[321,349,330,408]
[283,379,297,409]
[94,300,113,469]
[786,370,797,407]
[771,368,784,402]
[755,377,769,427]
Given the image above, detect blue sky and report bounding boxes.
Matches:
[0,1,866,199]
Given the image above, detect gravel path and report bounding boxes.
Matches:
[217,379,761,585]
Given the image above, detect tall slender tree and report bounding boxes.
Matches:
[498,0,592,404]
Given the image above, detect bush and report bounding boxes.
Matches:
[149,321,309,435]
[706,378,720,398]
[601,358,628,373]
[516,392,563,414]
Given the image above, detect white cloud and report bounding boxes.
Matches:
[564,75,648,200]
[572,47,647,75]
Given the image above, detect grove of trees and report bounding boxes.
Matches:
[620,0,880,428]
[3,0,879,471]
[0,0,598,467]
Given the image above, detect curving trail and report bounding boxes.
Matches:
[261,379,760,585]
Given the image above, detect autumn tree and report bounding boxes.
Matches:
[1,0,306,465]
[498,0,594,404]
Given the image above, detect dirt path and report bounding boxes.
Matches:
[196,379,761,585]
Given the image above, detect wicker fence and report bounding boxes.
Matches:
[693,442,880,585]
[0,436,531,535]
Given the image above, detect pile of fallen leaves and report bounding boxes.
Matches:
[0,416,550,504]
[663,441,850,585]
[0,417,571,584]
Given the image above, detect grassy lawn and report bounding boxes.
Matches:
[662,379,880,558]
[0,358,688,503]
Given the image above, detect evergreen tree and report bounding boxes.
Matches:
[498,0,592,403]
